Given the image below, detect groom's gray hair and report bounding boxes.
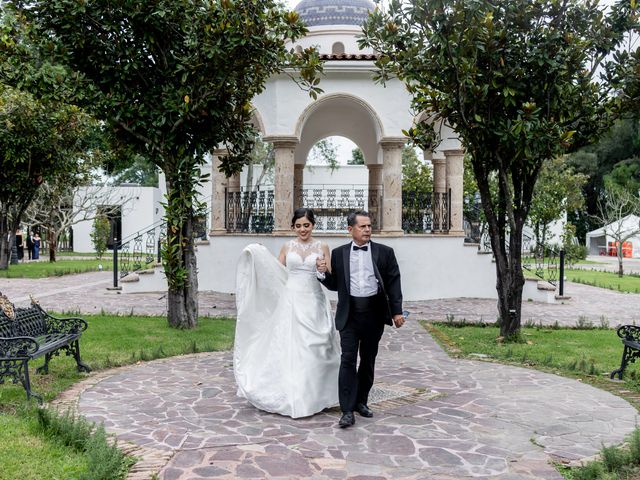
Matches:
[347,210,371,227]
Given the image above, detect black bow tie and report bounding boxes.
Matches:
[353,245,368,251]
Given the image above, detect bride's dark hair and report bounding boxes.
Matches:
[291,208,316,227]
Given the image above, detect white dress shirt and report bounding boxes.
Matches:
[350,242,378,297]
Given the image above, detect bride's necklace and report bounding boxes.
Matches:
[291,238,318,251]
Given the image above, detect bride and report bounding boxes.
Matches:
[234,208,340,418]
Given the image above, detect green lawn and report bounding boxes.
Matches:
[0,259,112,278]
[426,321,623,376]
[566,268,640,294]
[0,414,88,480]
[523,265,640,293]
[0,314,236,479]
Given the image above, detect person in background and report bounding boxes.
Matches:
[32,233,41,260]
[15,229,24,261]
[26,231,34,260]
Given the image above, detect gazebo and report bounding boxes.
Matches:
[123,0,499,301]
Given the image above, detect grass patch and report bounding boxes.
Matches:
[523,266,640,293]
[0,259,112,278]
[57,252,113,258]
[425,320,622,377]
[0,412,88,480]
[0,313,236,479]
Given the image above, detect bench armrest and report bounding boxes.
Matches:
[44,313,88,334]
[616,325,640,342]
[0,336,39,357]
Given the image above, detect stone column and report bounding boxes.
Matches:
[444,148,465,235]
[294,163,304,210]
[380,138,405,235]
[265,136,298,234]
[367,164,383,229]
[210,149,228,235]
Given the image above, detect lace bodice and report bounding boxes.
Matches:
[285,239,324,275]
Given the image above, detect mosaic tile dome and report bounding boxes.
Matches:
[294,0,375,27]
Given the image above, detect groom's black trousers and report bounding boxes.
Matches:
[338,295,385,412]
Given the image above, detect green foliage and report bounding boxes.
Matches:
[402,145,432,195]
[361,0,637,337]
[307,138,339,171]
[111,155,159,187]
[0,412,87,479]
[91,216,110,259]
[529,157,587,246]
[3,0,324,327]
[568,118,640,240]
[0,84,99,269]
[349,147,365,165]
[36,408,130,480]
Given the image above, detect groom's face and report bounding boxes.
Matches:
[349,215,372,246]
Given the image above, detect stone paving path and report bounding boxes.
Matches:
[77,321,638,480]
[2,272,640,478]
[2,271,640,327]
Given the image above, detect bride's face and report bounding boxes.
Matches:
[293,215,314,241]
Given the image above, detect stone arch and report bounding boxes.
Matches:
[250,106,266,136]
[331,41,345,54]
[294,93,385,165]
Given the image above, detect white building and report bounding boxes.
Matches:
[72,185,165,253]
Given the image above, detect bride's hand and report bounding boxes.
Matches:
[316,254,327,273]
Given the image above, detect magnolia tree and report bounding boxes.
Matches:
[361,0,637,337]
[5,0,322,328]
[0,84,98,269]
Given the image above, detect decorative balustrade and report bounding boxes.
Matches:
[401,190,450,233]
[117,219,166,279]
[225,187,275,233]
[297,184,383,232]
[114,212,208,283]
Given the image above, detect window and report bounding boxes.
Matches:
[332,42,345,55]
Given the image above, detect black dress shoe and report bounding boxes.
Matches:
[355,403,373,417]
[338,411,355,428]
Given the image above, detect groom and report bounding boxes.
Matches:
[316,210,404,428]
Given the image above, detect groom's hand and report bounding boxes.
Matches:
[392,314,405,328]
[316,256,327,273]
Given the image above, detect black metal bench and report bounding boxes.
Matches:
[610,325,640,379]
[0,295,91,402]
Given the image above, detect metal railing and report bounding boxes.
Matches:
[298,184,383,232]
[401,190,450,233]
[112,212,208,287]
[225,187,274,233]
[477,224,565,292]
[224,185,384,233]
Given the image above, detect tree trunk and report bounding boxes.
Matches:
[618,244,624,277]
[0,213,10,270]
[493,227,526,338]
[166,215,199,328]
[163,173,199,329]
[48,227,58,262]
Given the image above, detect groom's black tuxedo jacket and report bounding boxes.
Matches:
[320,241,403,331]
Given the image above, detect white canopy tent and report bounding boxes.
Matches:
[586,214,640,258]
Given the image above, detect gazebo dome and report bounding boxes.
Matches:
[294,0,375,27]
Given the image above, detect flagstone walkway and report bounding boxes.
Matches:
[2,271,639,478]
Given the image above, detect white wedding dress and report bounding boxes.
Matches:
[234,241,340,418]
